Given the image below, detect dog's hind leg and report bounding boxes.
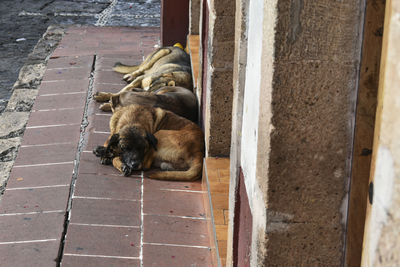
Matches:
[123,48,171,82]
[147,152,203,181]
[119,75,145,93]
[113,63,140,74]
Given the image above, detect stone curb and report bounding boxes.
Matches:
[0,25,66,194]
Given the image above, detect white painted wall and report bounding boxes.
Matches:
[240,0,268,264]
[240,0,265,212]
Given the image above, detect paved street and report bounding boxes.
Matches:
[0,25,213,266]
[0,0,160,112]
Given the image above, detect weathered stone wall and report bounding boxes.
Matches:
[189,0,201,34]
[228,0,367,265]
[261,0,365,265]
[203,0,235,156]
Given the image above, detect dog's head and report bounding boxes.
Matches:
[108,125,158,171]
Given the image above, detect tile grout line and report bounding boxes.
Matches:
[6,184,69,191]
[93,130,111,134]
[33,108,81,112]
[142,213,207,220]
[21,142,74,148]
[63,253,140,260]
[143,242,210,249]
[140,171,144,267]
[69,222,139,228]
[56,55,97,266]
[0,239,58,245]
[159,188,207,193]
[39,92,87,97]
[26,123,80,129]
[72,196,139,202]
[0,210,65,217]
[14,161,73,168]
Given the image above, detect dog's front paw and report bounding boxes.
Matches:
[122,164,132,176]
[93,92,109,102]
[93,146,106,157]
[123,74,134,82]
[99,103,112,112]
[100,157,112,165]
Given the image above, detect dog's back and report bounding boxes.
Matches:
[151,47,191,69]
[113,46,191,74]
[112,86,198,122]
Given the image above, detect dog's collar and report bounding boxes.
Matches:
[173,43,184,50]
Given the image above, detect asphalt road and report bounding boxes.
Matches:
[0,0,160,112]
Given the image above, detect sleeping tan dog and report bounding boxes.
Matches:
[93,104,204,181]
[102,44,192,95]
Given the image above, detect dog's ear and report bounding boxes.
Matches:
[108,133,120,146]
[110,95,120,109]
[145,132,158,151]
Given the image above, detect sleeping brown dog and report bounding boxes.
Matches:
[93,104,204,181]
[94,86,198,122]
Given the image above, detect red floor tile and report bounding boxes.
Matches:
[0,186,70,214]
[74,173,141,200]
[143,215,209,247]
[143,244,213,267]
[69,198,140,226]
[87,114,111,133]
[94,70,126,85]
[14,143,77,166]
[20,124,81,146]
[0,211,65,242]
[143,188,206,218]
[46,55,94,69]
[64,224,140,257]
[32,92,87,111]
[42,67,92,81]
[93,82,125,94]
[38,79,90,95]
[7,162,74,188]
[95,56,141,71]
[0,241,60,267]
[62,255,139,267]
[83,131,111,152]
[78,152,122,176]
[144,178,203,192]
[26,108,84,127]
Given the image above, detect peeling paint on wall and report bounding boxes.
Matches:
[365,145,394,265]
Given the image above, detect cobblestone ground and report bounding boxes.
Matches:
[0,0,160,112]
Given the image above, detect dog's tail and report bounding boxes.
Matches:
[113,62,140,74]
[148,153,203,181]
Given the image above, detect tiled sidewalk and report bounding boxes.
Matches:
[0,26,212,266]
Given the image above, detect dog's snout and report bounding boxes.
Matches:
[126,160,141,170]
[131,162,140,170]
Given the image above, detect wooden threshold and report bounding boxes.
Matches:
[187,34,200,89]
[202,157,230,267]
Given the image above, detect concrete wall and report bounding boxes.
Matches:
[229,0,366,265]
[189,0,201,34]
[202,0,235,156]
